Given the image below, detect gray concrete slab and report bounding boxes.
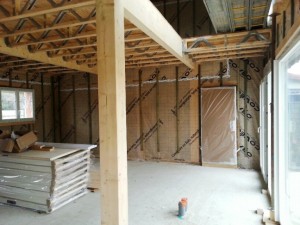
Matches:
[0,161,270,225]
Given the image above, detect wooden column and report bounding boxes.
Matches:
[96,0,128,225]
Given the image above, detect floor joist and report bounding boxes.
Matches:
[0,38,96,74]
[124,0,195,69]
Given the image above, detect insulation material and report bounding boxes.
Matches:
[141,68,160,160]
[175,67,199,162]
[125,58,262,169]
[60,83,75,143]
[126,66,200,163]
[235,59,262,169]
[90,89,99,148]
[201,87,237,166]
[57,73,100,155]
[202,58,261,169]
[158,76,176,161]
[72,74,89,144]
[43,82,54,142]
[156,67,177,161]
[126,69,141,160]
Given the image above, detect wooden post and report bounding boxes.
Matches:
[96,0,128,225]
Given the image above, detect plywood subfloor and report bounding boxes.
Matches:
[0,161,270,225]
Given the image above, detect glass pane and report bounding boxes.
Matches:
[1,90,17,120]
[19,91,34,119]
[286,47,300,224]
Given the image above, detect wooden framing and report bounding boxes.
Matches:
[124,0,195,69]
[96,0,128,225]
[184,29,271,63]
[0,1,271,73]
[0,38,95,74]
[0,1,273,225]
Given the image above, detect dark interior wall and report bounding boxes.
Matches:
[59,73,99,154]
[152,0,214,37]
[275,0,300,49]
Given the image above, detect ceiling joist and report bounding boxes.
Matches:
[0,38,96,73]
[0,0,272,74]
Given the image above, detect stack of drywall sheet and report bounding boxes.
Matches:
[0,143,96,213]
[88,160,100,189]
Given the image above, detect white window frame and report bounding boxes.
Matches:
[275,39,300,224]
[0,87,35,124]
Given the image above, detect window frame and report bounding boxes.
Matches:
[0,87,35,125]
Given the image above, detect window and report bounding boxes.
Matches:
[0,88,35,124]
[277,40,300,225]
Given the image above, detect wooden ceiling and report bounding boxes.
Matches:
[0,0,271,76]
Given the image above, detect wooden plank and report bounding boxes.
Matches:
[36,142,97,150]
[0,38,96,74]
[202,162,238,169]
[96,0,128,224]
[124,0,195,69]
[0,1,95,23]
[184,28,271,43]
[0,20,96,38]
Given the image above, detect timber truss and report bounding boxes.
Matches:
[0,0,271,75]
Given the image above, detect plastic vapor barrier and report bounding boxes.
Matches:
[201,87,237,166]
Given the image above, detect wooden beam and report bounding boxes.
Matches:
[126,56,177,65]
[192,48,266,59]
[0,58,28,65]
[9,31,98,47]
[184,29,271,43]
[195,53,264,63]
[125,41,159,50]
[32,42,97,53]
[126,52,171,61]
[0,38,96,73]
[126,60,180,69]
[8,29,147,47]
[97,1,128,225]
[186,42,270,54]
[124,0,195,69]
[0,1,95,23]
[49,49,97,58]
[0,20,96,38]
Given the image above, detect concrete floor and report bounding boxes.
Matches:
[0,161,270,225]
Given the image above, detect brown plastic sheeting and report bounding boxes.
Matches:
[201,87,237,166]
